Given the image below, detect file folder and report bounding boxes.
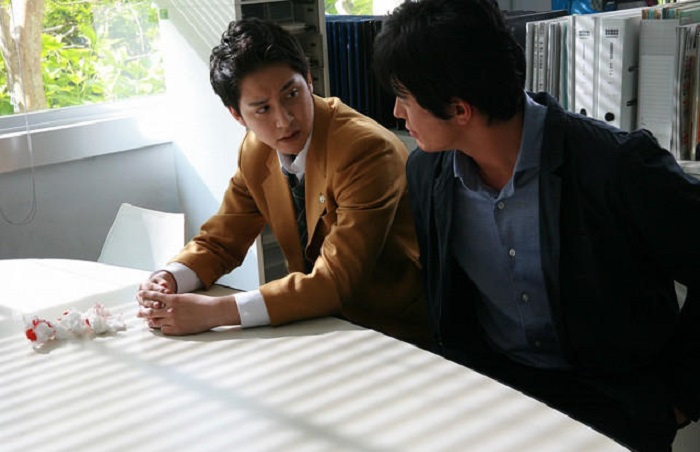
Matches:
[637,2,700,153]
[504,9,569,51]
[325,16,397,129]
[672,23,698,160]
[573,13,597,117]
[573,8,643,120]
[638,18,681,151]
[595,13,642,131]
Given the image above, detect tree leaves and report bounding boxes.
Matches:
[0,0,165,115]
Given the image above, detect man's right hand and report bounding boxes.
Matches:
[136,271,177,309]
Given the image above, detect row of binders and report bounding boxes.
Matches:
[526,0,700,161]
[325,16,397,129]
[324,11,571,132]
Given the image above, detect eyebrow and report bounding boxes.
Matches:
[246,78,297,108]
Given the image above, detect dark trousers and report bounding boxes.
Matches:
[443,338,679,451]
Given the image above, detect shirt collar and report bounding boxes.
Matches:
[516,93,546,173]
[277,132,311,178]
[453,92,546,185]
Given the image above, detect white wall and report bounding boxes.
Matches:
[159,18,259,290]
[0,144,179,260]
[0,14,260,291]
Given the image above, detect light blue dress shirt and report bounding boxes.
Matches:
[451,95,570,369]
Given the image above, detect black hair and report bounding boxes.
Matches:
[373,0,525,122]
[210,18,309,114]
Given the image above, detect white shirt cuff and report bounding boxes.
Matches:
[162,262,202,294]
[235,290,271,328]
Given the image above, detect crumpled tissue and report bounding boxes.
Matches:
[24,303,126,349]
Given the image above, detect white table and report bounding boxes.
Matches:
[0,259,625,451]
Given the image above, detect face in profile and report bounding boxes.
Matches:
[229,63,314,155]
[393,91,460,153]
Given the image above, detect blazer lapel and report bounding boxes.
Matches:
[305,146,327,237]
[433,153,454,270]
[304,96,330,253]
[261,151,306,272]
[538,94,565,329]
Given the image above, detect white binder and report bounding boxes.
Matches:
[573,13,597,118]
[561,16,575,112]
[637,18,681,151]
[535,20,549,93]
[525,16,570,108]
[595,13,642,131]
[574,9,646,122]
[525,21,537,91]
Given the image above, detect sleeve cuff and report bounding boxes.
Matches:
[235,290,271,328]
[162,262,202,294]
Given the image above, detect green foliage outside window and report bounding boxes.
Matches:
[325,0,373,15]
[0,0,164,116]
[0,62,10,116]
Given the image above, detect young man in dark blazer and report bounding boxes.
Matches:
[374,0,700,449]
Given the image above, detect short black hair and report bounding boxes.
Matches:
[373,0,525,122]
[210,18,309,114]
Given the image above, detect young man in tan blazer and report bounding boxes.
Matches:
[136,18,431,347]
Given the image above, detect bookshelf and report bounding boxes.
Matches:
[235,0,330,96]
[524,2,700,162]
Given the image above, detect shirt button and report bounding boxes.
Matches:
[534,340,542,348]
[508,248,516,258]
[497,201,505,210]
[521,293,529,302]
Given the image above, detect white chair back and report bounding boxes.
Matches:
[98,203,185,271]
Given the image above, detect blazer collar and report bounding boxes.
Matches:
[530,91,566,320]
[529,91,565,174]
[433,152,456,264]
[304,95,331,242]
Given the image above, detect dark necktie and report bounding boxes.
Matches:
[284,169,312,273]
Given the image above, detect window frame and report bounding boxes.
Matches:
[0,95,172,175]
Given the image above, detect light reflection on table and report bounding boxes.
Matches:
[0,259,625,451]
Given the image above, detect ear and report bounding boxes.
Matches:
[451,98,472,125]
[228,106,246,127]
[306,70,314,93]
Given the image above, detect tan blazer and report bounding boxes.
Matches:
[174,96,431,346]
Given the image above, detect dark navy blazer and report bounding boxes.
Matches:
[407,92,700,421]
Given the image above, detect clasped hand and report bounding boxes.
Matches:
[136,271,239,335]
